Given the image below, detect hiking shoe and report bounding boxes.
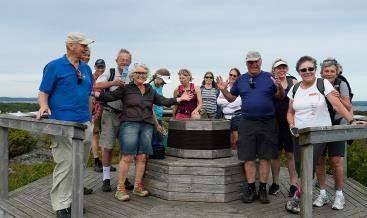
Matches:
[110,165,117,172]
[313,194,330,207]
[288,185,298,197]
[115,185,130,201]
[259,187,270,204]
[102,179,112,192]
[93,159,103,173]
[83,187,93,195]
[133,183,149,197]
[268,183,280,195]
[285,195,300,214]
[242,186,257,203]
[125,178,134,190]
[56,208,71,218]
[332,194,345,210]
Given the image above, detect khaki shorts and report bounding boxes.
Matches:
[100,110,120,149]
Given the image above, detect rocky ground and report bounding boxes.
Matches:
[9,147,53,175]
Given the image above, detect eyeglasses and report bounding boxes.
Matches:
[249,77,256,89]
[247,60,259,65]
[205,76,213,79]
[229,74,237,78]
[135,71,148,76]
[76,69,83,84]
[299,67,315,73]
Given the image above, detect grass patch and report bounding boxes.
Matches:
[9,161,55,191]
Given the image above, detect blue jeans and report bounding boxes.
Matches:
[152,120,164,151]
[119,121,154,155]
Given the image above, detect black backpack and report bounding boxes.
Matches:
[338,74,354,100]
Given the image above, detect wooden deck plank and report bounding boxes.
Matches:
[2,167,367,217]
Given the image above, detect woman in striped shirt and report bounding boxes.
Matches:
[200,71,219,119]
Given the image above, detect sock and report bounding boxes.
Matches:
[260,182,267,190]
[320,189,326,196]
[103,166,111,181]
[336,190,343,197]
[248,182,256,190]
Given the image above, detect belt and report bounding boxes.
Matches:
[104,107,121,114]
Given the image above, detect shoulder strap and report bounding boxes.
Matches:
[108,68,115,82]
[333,78,342,93]
[316,78,325,96]
[292,82,301,99]
[190,83,195,91]
[286,76,294,88]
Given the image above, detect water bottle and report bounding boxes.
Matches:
[121,65,129,82]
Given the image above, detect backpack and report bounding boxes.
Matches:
[99,68,122,113]
[338,74,354,100]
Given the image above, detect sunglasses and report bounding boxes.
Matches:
[299,67,315,73]
[205,76,213,79]
[135,71,148,76]
[249,77,256,89]
[229,74,237,78]
[76,69,83,84]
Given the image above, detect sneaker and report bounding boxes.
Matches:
[285,195,300,214]
[313,194,330,207]
[93,159,103,173]
[133,183,149,197]
[115,185,130,201]
[242,186,257,203]
[288,185,298,197]
[125,178,134,190]
[102,179,112,192]
[110,165,117,172]
[332,194,345,210]
[259,187,270,204]
[268,183,280,195]
[56,208,71,218]
[83,187,93,195]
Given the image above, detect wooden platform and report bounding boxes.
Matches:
[0,167,366,218]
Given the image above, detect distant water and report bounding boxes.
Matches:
[353,101,367,111]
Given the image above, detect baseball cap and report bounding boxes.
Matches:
[246,51,261,61]
[65,32,94,45]
[156,74,171,84]
[272,58,288,69]
[95,59,106,67]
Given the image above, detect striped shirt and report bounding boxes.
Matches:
[201,87,218,114]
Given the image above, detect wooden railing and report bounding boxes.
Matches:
[298,124,367,218]
[0,114,87,218]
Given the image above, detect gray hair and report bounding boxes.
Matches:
[116,48,132,60]
[320,58,340,75]
[130,63,150,78]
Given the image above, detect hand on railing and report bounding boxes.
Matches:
[351,120,367,126]
[37,106,51,119]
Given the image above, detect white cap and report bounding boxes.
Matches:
[156,74,171,84]
[65,32,94,45]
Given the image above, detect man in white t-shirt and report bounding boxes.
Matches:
[94,48,134,192]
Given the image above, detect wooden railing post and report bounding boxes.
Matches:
[300,143,313,218]
[71,138,84,218]
[0,127,9,200]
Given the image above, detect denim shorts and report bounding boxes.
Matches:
[119,121,154,155]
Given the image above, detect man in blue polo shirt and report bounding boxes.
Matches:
[216,51,284,204]
[37,32,94,218]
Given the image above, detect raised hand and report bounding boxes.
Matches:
[113,78,125,87]
[216,76,228,90]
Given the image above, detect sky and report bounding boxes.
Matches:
[1,0,367,100]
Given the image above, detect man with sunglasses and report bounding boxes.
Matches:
[37,32,94,218]
[216,51,284,204]
[94,48,134,192]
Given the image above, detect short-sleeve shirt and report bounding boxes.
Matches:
[334,80,350,120]
[150,82,164,120]
[230,71,276,121]
[96,68,129,110]
[39,54,93,122]
[287,78,334,129]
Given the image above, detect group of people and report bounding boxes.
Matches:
[37,32,365,218]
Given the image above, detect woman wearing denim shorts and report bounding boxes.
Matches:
[95,63,192,201]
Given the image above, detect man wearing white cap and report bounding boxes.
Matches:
[37,32,94,218]
[149,68,171,159]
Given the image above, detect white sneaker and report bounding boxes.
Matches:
[332,194,345,210]
[313,194,330,207]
